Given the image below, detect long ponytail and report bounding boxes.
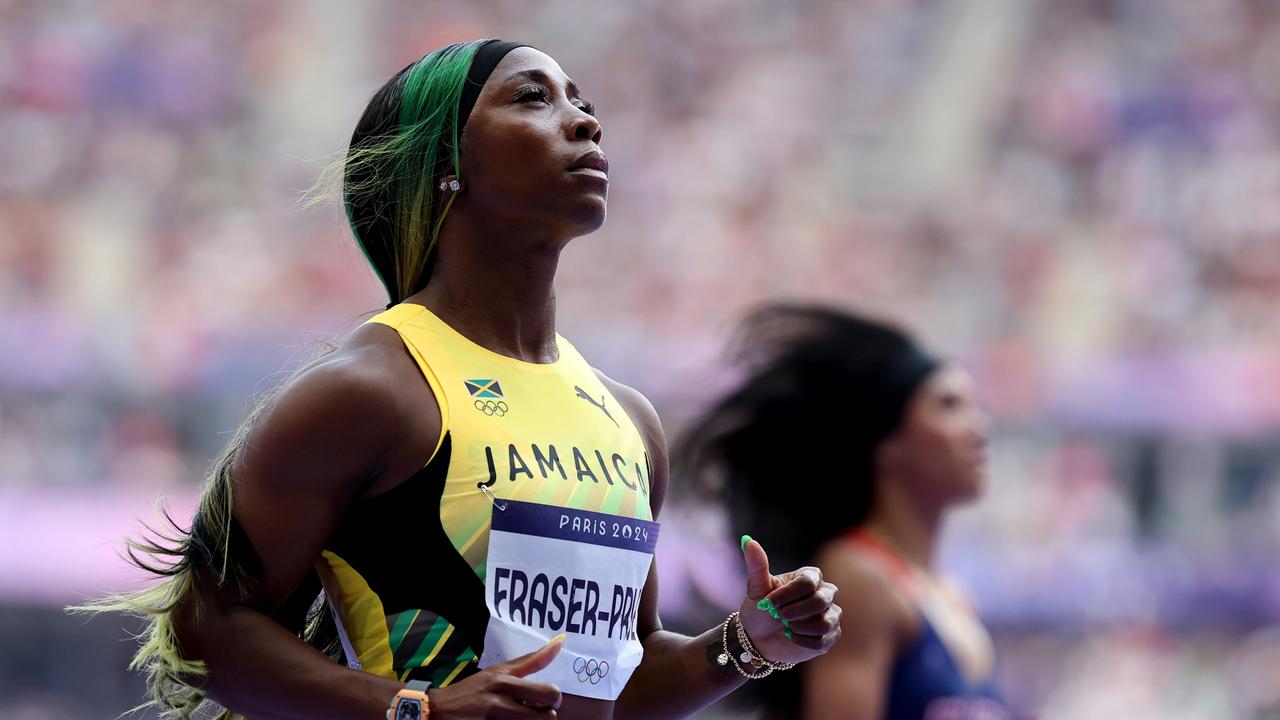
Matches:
[68,342,342,720]
[68,39,490,720]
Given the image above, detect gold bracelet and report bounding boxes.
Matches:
[734,611,798,673]
[716,612,772,679]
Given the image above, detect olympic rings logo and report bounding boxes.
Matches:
[572,656,610,684]
[474,399,509,416]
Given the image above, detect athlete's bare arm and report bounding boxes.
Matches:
[172,323,564,720]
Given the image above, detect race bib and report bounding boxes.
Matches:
[479,499,660,700]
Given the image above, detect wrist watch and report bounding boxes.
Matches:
[387,679,433,720]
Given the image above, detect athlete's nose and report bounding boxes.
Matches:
[568,109,602,145]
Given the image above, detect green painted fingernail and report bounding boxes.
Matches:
[756,598,775,614]
[785,628,793,640]
[740,534,753,551]
[782,619,791,629]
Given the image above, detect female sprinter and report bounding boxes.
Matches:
[81,41,841,719]
[679,305,1008,720]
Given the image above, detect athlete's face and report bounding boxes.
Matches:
[458,47,606,238]
[881,366,990,506]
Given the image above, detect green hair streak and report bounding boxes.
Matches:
[344,39,487,304]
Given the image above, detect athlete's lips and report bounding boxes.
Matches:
[568,150,609,176]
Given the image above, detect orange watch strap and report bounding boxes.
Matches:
[388,680,431,720]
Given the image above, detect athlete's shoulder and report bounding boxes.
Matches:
[813,537,915,639]
[247,321,438,478]
[592,369,660,432]
[804,539,910,718]
[258,331,406,452]
[592,368,669,512]
[297,323,418,409]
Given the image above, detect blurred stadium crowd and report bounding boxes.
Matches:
[2,0,1279,717]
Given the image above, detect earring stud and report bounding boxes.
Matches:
[439,178,461,193]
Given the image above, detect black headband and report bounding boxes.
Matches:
[383,39,528,311]
[457,39,529,135]
[867,345,941,445]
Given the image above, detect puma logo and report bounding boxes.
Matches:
[575,385,619,427]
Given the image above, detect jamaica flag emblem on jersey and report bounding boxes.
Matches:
[466,379,508,417]
[465,378,505,399]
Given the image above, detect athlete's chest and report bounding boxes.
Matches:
[915,578,996,684]
[442,368,653,519]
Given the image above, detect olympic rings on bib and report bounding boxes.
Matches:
[474,399,509,416]
[572,656,610,684]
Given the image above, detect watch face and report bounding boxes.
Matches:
[395,698,421,720]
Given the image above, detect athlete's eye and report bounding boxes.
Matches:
[514,85,550,104]
[514,84,595,116]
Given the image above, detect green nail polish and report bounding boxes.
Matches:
[782,619,791,629]
[756,598,774,612]
[785,628,793,640]
[740,534,753,551]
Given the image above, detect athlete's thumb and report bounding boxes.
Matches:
[494,633,566,678]
[740,535,775,600]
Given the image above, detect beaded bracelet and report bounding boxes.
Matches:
[715,611,797,679]
[736,614,797,672]
[717,611,772,679]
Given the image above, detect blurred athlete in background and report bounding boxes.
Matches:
[680,304,1008,720]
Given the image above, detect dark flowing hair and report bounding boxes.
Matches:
[676,303,930,720]
[67,39,490,720]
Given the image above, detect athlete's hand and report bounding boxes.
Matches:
[427,635,564,719]
[736,536,842,666]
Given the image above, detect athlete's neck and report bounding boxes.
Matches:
[410,213,564,365]
[864,481,945,570]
